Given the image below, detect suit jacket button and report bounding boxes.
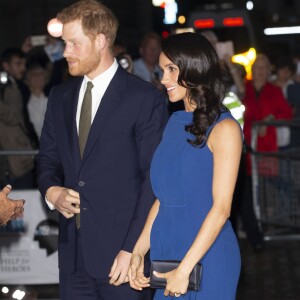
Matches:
[78,181,85,187]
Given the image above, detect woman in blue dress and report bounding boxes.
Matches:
[128,32,242,299]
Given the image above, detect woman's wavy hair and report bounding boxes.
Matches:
[161,32,227,147]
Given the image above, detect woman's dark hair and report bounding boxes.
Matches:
[161,32,227,147]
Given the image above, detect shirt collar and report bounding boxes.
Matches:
[83,59,118,89]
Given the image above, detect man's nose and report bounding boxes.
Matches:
[63,45,71,57]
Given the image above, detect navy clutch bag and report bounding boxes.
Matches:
[149,260,202,291]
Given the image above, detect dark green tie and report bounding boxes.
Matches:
[79,81,94,158]
[77,81,93,229]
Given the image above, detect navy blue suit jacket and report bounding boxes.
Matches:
[37,66,168,278]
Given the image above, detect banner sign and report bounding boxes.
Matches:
[0,190,59,284]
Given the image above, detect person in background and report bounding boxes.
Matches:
[133,31,183,113]
[0,52,36,189]
[113,39,133,73]
[23,35,70,95]
[243,54,293,164]
[128,32,242,299]
[25,64,48,139]
[272,57,297,96]
[37,1,168,300]
[133,32,162,87]
[1,47,39,149]
[241,54,293,251]
[0,185,25,226]
[21,36,34,54]
[272,57,300,147]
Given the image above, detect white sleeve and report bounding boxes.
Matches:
[45,196,55,210]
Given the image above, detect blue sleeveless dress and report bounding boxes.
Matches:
[150,110,241,299]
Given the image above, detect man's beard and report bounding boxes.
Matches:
[67,51,101,77]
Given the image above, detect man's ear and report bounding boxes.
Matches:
[96,33,108,51]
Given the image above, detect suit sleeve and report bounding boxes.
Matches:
[121,88,169,252]
[37,87,64,198]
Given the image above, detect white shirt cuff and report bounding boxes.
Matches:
[45,196,55,210]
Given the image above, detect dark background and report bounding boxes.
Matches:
[0,0,300,61]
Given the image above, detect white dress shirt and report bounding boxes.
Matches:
[76,59,119,131]
[27,93,48,139]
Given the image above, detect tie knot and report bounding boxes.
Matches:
[86,81,94,91]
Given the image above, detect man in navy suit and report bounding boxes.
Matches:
[37,1,168,299]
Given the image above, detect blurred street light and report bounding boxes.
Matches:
[47,18,63,38]
[264,26,300,35]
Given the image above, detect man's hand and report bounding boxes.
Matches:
[0,185,25,226]
[46,186,80,218]
[109,250,132,286]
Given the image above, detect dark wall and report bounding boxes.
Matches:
[0,0,154,56]
[0,0,72,53]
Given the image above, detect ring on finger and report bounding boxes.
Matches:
[175,293,181,297]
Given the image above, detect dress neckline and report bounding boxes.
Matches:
[172,110,193,123]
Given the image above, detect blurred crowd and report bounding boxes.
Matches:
[0,35,66,190]
[0,30,300,251]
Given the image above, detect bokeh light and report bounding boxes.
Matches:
[178,15,186,24]
[47,18,63,38]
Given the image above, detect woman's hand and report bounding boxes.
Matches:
[153,268,189,297]
[128,254,150,290]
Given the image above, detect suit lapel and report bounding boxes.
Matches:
[81,67,127,163]
[63,77,83,171]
